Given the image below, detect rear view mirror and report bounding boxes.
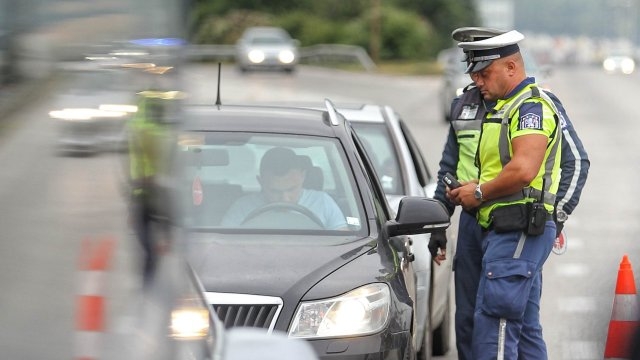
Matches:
[178,148,230,167]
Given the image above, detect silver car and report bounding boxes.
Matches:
[438,47,470,122]
[340,103,454,359]
[235,26,299,73]
[49,62,137,155]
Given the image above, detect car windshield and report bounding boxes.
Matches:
[249,35,288,45]
[172,132,366,235]
[350,122,405,195]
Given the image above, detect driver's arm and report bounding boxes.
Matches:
[319,193,349,230]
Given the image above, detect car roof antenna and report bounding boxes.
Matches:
[215,62,222,107]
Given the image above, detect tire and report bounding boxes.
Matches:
[431,290,451,356]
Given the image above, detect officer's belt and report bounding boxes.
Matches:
[483,211,554,233]
[483,186,556,207]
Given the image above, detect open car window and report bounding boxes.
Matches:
[173,132,366,235]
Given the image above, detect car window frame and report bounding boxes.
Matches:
[350,121,406,196]
[398,119,433,187]
[170,130,368,235]
[347,124,394,222]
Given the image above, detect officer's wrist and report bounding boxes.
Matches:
[555,209,568,223]
[474,184,485,203]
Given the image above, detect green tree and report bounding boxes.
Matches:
[189,0,478,60]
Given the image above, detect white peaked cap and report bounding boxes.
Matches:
[457,30,525,51]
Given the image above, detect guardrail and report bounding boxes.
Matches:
[299,44,376,72]
[186,44,377,72]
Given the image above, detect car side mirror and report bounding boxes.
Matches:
[385,197,450,237]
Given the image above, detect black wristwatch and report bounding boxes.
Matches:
[474,184,484,202]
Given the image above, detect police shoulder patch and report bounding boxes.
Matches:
[517,102,543,130]
[518,112,542,130]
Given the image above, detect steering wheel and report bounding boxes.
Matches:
[241,202,325,229]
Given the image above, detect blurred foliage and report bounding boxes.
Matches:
[188,0,477,61]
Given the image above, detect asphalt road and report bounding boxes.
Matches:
[0,63,638,359]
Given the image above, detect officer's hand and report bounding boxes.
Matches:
[553,211,566,238]
[428,230,447,265]
[555,219,564,238]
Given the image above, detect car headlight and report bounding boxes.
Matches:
[278,50,295,64]
[248,50,265,64]
[171,307,211,340]
[621,58,635,74]
[99,104,138,113]
[288,283,390,339]
[603,59,616,72]
[49,108,127,121]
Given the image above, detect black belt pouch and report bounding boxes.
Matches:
[490,204,528,233]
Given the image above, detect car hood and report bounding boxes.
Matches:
[185,233,376,297]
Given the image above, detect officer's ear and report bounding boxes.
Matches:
[503,58,518,75]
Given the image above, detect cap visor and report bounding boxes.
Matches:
[465,60,493,74]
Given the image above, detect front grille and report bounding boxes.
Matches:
[205,292,283,333]
[214,304,279,329]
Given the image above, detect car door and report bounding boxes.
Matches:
[348,125,418,318]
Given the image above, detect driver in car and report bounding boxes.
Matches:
[220,147,348,230]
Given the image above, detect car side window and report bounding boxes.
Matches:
[399,120,432,187]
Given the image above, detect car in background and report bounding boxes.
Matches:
[438,47,470,122]
[49,61,137,155]
[235,26,299,73]
[154,100,451,360]
[338,103,453,358]
[602,52,635,74]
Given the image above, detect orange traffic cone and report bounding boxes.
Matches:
[75,236,116,360]
[604,254,640,359]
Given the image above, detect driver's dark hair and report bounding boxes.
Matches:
[260,147,305,177]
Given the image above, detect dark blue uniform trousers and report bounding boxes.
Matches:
[454,210,484,360]
[472,221,556,360]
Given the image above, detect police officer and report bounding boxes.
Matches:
[447,29,565,359]
[430,27,590,360]
[128,86,171,287]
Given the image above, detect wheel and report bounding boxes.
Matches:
[241,202,324,229]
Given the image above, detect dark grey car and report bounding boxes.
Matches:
[155,100,451,359]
